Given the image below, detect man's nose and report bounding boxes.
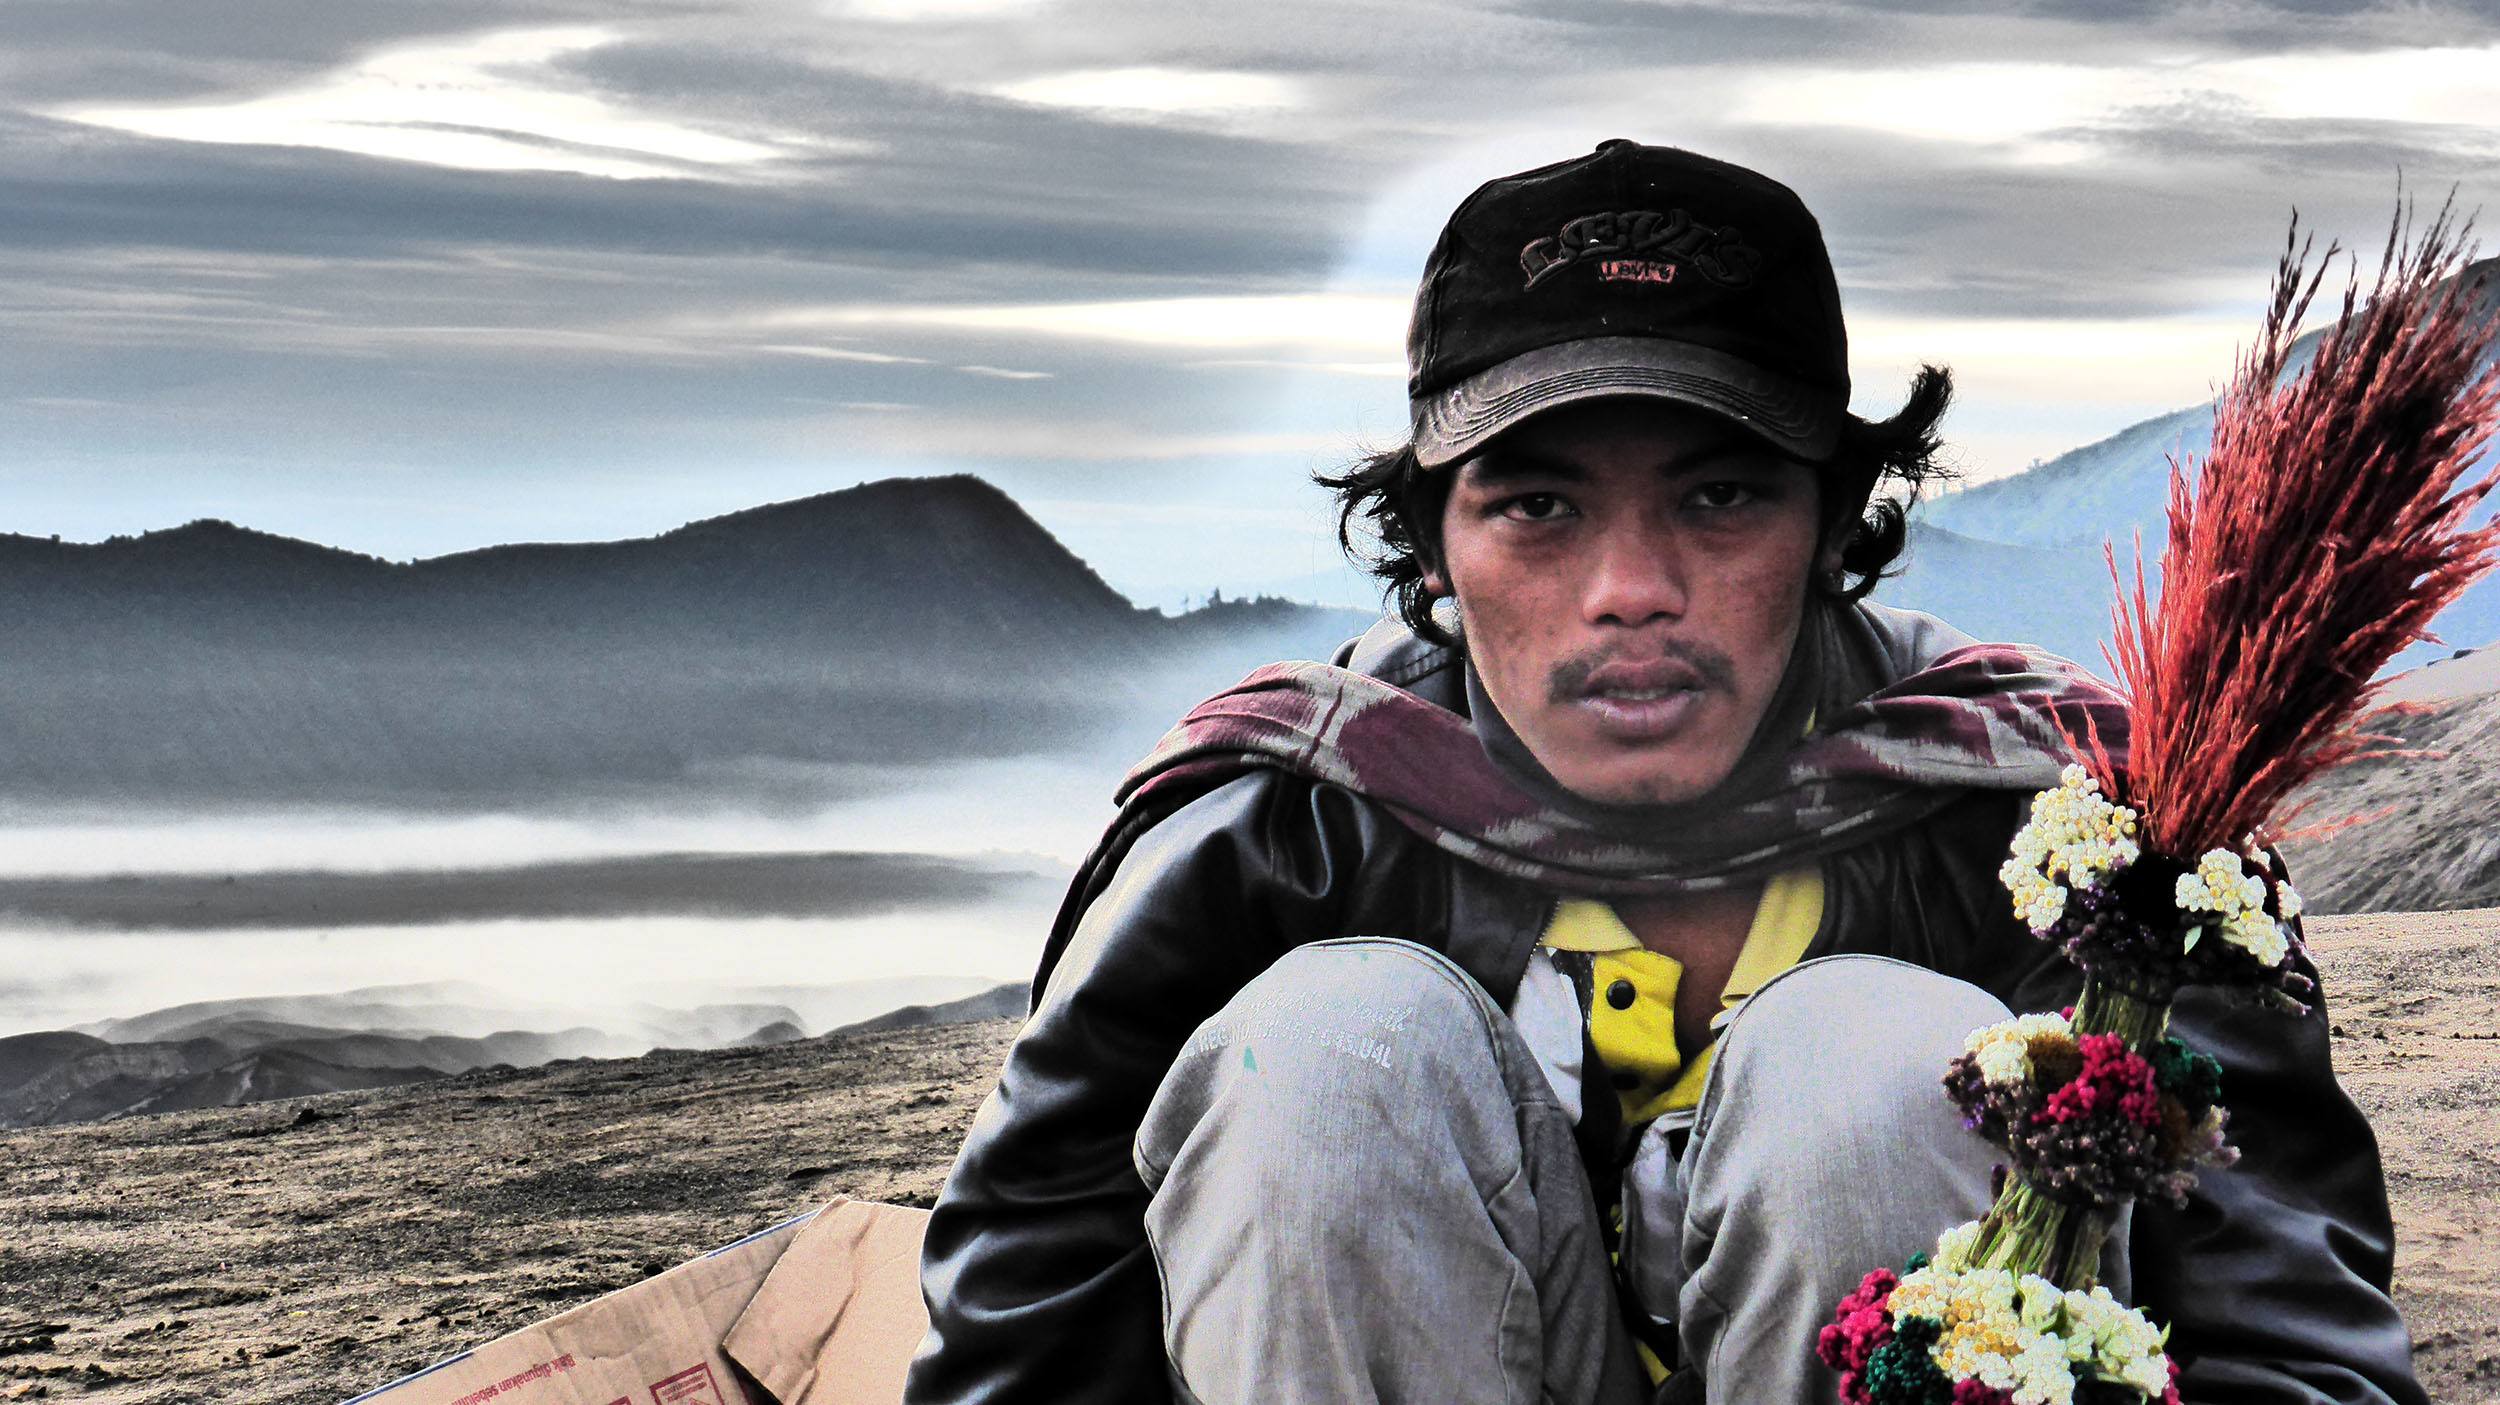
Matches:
[1581,514,1689,627]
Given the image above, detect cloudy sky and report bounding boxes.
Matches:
[7,0,2500,607]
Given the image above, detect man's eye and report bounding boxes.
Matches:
[1688,481,1761,510]
[1499,492,1574,522]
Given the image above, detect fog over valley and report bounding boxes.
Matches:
[0,750,1122,1041]
[0,482,1372,1122]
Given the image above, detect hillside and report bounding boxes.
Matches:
[1920,403,2214,552]
[1872,523,2113,664]
[1922,255,2500,550]
[2282,688,2500,913]
[0,965,1023,1131]
[0,913,2489,1404]
[828,981,1024,1035]
[0,476,1372,806]
[1904,255,2500,671]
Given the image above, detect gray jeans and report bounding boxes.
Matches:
[1133,939,2099,1405]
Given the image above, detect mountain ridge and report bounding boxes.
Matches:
[0,473,1373,805]
[1921,253,2500,551]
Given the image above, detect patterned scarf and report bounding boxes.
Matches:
[1117,604,2130,897]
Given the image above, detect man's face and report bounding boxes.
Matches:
[1428,398,1833,806]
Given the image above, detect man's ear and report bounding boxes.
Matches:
[1810,480,1870,580]
[1815,531,1847,580]
[1815,499,1861,580]
[1417,545,1451,597]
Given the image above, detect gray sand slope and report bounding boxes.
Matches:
[1,913,2491,1404]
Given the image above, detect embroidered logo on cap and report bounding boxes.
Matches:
[1598,259,1676,285]
[1519,209,1761,291]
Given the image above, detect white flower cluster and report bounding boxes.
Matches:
[1963,1011,2075,1087]
[1898,1222,2173,1405]
[2173,847,2297,967]
[2001,765,2142,934]
[2060,1285,2173,1399]
[1933,1218,1985,1271]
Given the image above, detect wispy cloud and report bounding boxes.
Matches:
[758,343,933,364]
[47,26,816,180]
[834,0,1050,19]
[991,66,1303,119]
[1849,311,2254,408]
[1725,46,2500,164]
[1185,357,1405,378]
[760,292,1407,352]
[835,414,1346,461]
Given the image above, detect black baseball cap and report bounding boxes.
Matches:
[1407,139,1850,469]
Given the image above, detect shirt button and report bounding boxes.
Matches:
[1606,978,1636,1010]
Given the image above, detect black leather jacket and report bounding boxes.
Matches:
[905,608,2425,1405]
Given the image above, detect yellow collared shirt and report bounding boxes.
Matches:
[1540,866,1824,1129]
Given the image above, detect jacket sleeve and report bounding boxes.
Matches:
[900,772,1388,1403]
[2130,953,2427,1405]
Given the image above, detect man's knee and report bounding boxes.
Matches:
[1702,953,2011,1158]
[1133,936,1544,1198]
[1668,956,2015,1398]
[1133,938,1602,1403]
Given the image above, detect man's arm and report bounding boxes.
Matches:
[903,771,1435,1403]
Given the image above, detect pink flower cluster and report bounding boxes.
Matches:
[1945,1023,2233,1209]
[1816,1267,1899,1405]
[2035,1034,2161,1128]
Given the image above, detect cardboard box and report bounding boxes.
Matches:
[345,1199,930,1405]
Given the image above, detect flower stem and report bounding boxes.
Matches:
[1969,1177,2117,1287]
[1965,977,2172,1290]
[1969,1179,2065,1275]
[2072,977,2170,1049]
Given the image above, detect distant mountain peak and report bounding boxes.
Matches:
[21,516,393,571]
[673,473,1016,533]
[661,473,1061,552]
[147,518,371,553]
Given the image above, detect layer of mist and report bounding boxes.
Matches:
[0,850,1060,931]
[0,902,1055,1040]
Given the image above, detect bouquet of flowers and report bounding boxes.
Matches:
[1820,204,2500,1405]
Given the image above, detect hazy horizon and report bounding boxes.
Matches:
[0,747,1131,1037]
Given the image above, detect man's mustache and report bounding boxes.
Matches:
[1546,641,1739,703]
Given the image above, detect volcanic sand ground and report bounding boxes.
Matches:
[1,911,2495,1404]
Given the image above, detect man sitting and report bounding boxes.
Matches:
[902,140,2423,1405]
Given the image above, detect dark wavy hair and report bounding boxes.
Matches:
[1316,365,1956,646]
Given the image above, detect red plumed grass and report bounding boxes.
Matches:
[2102,199,2500,857]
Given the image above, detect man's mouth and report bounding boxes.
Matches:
[1570,662,1709,737]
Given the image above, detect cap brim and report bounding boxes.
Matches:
[1411,335,1844,469]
